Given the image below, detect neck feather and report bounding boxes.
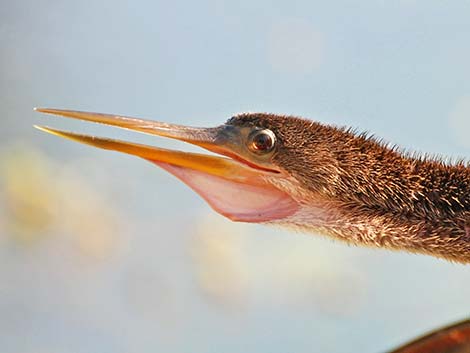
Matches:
[282,128,470,263]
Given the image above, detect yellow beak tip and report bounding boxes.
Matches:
[34,125,66,140]
[34,107,56,114]
[34,125,50,133]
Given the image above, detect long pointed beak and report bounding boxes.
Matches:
[33,124,253,181]
[34,107,221,149]
[34,108,298,222]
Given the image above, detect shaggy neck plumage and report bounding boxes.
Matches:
[334,134,470,262]
[290,125,470,262]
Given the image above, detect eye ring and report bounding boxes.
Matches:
[248,129,276,154]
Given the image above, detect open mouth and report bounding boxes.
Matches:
[35,108,298,222]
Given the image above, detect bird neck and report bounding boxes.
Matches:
[293,131,470,263]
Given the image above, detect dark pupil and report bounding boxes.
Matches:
[253,132,273,151]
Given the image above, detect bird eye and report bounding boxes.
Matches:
[248,129,276,154]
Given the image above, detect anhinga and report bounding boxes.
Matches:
[35,108,470,352]
[35,108,470,263]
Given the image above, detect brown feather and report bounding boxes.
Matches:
[228,113,470,263]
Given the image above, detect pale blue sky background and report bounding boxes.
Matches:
[2,1,470,352]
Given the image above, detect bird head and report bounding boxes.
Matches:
[35,109,340,225]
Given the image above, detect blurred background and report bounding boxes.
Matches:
[1,1,470,352]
